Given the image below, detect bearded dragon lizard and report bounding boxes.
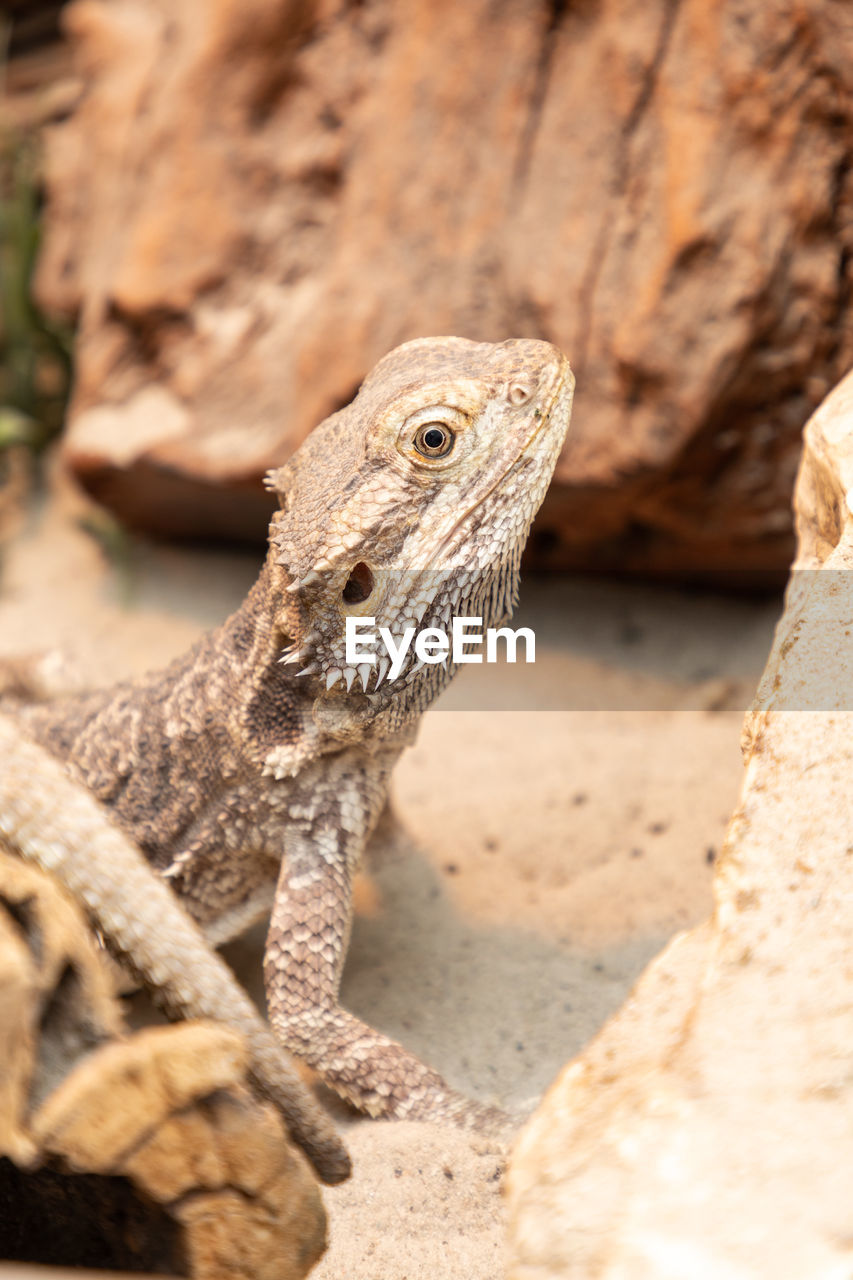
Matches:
[0,336,574,1185]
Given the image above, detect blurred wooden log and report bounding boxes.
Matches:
[32,0,853,575]
[0,1268,166,1279]
[0,849,327,1278]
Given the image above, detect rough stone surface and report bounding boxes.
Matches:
[504,369,853,1277]
[0,851,326,1279]
[33,0,853,571]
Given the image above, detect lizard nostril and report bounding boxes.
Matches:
[342,561,374,605]
[507,381,533,406]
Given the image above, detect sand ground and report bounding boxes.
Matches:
[0,468,782,1278]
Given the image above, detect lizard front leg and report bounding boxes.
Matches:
[264,815,511,1133]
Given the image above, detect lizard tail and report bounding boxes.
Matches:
[0,714,350,1185]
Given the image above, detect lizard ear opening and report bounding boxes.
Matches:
[342,562,374,605]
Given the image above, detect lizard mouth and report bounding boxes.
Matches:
[297,356,572,693]
[428,357,571,568]
[341,358,571,693]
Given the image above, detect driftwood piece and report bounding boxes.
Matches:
[0,849,326,1279]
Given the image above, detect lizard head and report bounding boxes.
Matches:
[267,336,574,705]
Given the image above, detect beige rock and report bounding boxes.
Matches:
[33,0,853,571]
[504,368,853,1276]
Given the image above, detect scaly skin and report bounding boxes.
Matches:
[1,336,574,1183]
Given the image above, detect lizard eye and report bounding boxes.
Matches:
[398,404,467,465]
[414,423,454,458]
